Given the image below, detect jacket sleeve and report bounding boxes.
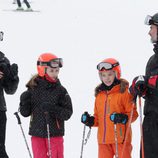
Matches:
[19,90,32,117]
[123,89,138,123]
[93,99,99,127]
[55,88,73,121]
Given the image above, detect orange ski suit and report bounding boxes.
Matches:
[93,80,138,158]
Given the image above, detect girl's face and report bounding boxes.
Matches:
[100,70,116,86]
[46,66,60,79]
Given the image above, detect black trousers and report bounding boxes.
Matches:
[0,111,9,158]
[17,0,31,8]
[140,114,158,158]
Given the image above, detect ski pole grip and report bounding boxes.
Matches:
[14,112,21,124]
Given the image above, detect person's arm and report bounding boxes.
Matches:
[123,89,138,123]
[0,56,19,94]
[55,88,73,120]
[19,90,32,117]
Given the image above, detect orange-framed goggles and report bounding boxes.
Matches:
[37,58,63,68]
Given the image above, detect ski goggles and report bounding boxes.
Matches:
[144,15,158,25]
[0,31,4,41]
[37,58,63,68]
[97,62,119,71]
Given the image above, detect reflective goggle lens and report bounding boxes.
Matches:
[144,15,152,25]
[50,58,63,68]
[37,58,63,68]
[97,62,119,71]
[144,15,156,25]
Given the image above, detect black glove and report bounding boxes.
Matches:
[81,111,94,127]
[0,62,18,80]
[10,63,18,79]
[129,75,147,98]
[19,91,32,117]
[0,62,10,76]
[110,113,128,124]
[20,91,31,106]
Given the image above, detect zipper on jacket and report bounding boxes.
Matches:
[56,118,60,129]
[102,92,108,143]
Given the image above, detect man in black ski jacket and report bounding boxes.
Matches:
[130,13,158,158]
[0,50,19,158]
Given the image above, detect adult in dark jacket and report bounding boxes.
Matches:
[19,53,73,158]
[130,13,158,158]
[0,51,19,158]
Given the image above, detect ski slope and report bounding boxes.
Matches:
[0,0,158,157]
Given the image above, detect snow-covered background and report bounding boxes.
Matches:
[0,0,158,157]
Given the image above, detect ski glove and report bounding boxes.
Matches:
[81,111,94,127]
[20,91,32,117]
[0,63,18,80]
[110,113,128,124]
[129,75,147,98]
[20,91,32,107]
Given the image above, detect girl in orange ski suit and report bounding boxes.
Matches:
[81,58,138,158]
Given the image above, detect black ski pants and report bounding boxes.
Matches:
[17,0,31,8]
[140,113,158,158]
[0,111,9,158]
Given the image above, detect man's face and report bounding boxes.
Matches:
[148,24,157,43]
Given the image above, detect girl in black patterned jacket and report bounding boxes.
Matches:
[19,53,73,158]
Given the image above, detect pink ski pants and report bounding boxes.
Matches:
[31,136,64,158]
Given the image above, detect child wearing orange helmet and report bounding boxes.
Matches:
[81,58,138,158]
[19,53,73,158]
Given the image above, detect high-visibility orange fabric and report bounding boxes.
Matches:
[93,82,138,144]
[98,143,132,158]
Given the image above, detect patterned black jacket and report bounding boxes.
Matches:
[20,77,73,138]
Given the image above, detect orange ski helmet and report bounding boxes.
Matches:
[97,58,121,79]
[37,53,63,77]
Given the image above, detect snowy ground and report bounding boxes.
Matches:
[0,0,158,157]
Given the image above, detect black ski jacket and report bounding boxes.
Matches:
[20,77,73,138]
[0,51,19,111]
[144,44,158,115]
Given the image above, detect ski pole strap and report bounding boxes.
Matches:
[14,112,21,124]
[84,127,91,145]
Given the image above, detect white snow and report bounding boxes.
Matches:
[0,0,158,157]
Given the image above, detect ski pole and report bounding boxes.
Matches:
[80,124,92,158]
[114,122,119,158]
[121,103,135,158]
[80,125,86,158]
[14,112,32,158]
[44,112,52,158]
[84,127,91,145]
[138,97,145,158]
